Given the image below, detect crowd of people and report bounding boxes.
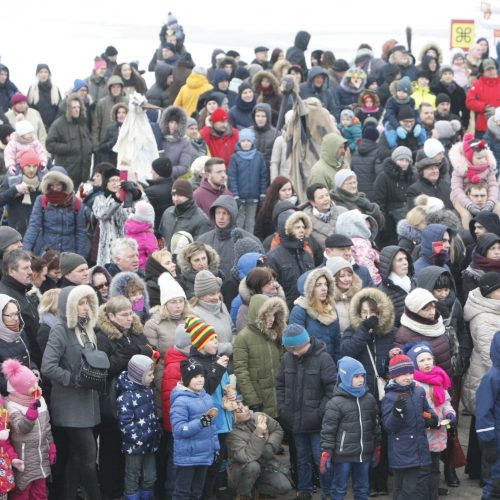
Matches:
[1,11,500,500]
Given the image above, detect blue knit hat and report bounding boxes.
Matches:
[282,324,310,349]
[72,79,88,92]
[239,128,255,145]
[404,342,433,368]
[388,354,414,379]
[338,356,367,396]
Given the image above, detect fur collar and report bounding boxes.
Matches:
[333,273,363,303]
[248,295,288,342]
[40,170,74,194]
[284,210,313,238]
[177,244,220,275]
[448,139,496,175]
[349,287,395,335]
[238,278,286,306]
[97,304,143,340]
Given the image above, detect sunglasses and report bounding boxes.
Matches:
[95,282,109,291]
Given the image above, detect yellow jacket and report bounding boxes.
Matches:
[412,83,436,109]
[174,74,213,117]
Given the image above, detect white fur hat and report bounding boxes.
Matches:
[423,138,444,158]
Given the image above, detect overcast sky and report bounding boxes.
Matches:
[0,0,492,92]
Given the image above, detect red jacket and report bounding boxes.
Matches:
[199,125,239,167]
[161,347,188,431]
[466,75,500,132]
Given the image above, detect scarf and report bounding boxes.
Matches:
[174,199,195,216]
[361,106,379,113]
[236,96,256,112]
[414,366,451,407]
[22,175,40,205]
[294,296,338,326]
[199,300,222,315]
[0,322,21,343]
[389,272,412,293]
[215,224,233,241]
[46,191,74,209]
[132,297,145,312]
[340,381,367,398]
[466,162,490,183]
[313,203,335,223]
[8,391,41,407]
[471,250,500,272]
[237,148,257,160]
[400,307,445,336]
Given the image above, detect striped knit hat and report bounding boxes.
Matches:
[185,316,217,351]
[388,354,414,379]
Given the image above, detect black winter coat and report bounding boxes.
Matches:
[430,80,469,129]
[28,81,61,130]
[276,338,337,433]
[98,122,120,165]
[350,139,379,201]
[406,177,453,211]
[0,331,33,396]
[188,346,226,396]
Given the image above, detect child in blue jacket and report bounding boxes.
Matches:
[228,128,269,234]
[116,355,162,500]
[170,359,219,500]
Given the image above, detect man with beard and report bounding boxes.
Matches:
[419,102,436,138]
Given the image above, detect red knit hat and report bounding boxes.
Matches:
[19,150,41,169]
[10,93,28,107]
[463,131,488,163]
[211,108,229,123]
[388,354,414,379]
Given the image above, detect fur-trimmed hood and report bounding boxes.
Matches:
[238,277,286,306]
[418,42,443,65]
[40,169,74,194]
[63,93,87,124]
[247,294,287,342]
[159,105,188,139]
[177,243,220,275]
[58,285,99,330]
[333,272,363,302]
[108,272,150,314]
[357,89,380,108]
[348,287,395,335]
[97,303,143,340]
[251,102,272,131]
[336,209,378,241]
[448,139,496,175]
[111,101,128,122]
[253,70,281,95]
[283,210,313,238]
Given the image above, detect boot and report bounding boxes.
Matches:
[140,491,154,500]
[438,487,449,496]
[297,492,313,500]
[444,465,460,487]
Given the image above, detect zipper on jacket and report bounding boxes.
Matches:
[357,397,364,463]
[36,419,45,476]
[340,430,346,452]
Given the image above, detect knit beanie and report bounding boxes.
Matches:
[434,120,461,140]
[102,168,121,188]
[105,46,118,57]
[326,256,353,277]
[405,341,433,367]
[232,228,263,262]
[335,169,356,189]
[10,93,28,107]
[131,200,155,227]
[1,359,38,396]
[238,128,255,144]
[479,272,500,297]
[170,231,193,255]
[0,227,22,253]
[192,66,207,77]
[166,12,178,25]
[404,288,437,313]
[340,109,355,123]
[180,359,204,387]
[158,272,186,305]
[171,179,193,199]
[60,252,87,276]
[234,66,250,80]
[435,93,451,106]
[211,108,229,124]
[439,65,454,77]
[72,79,88,92]
[94,60,107,71]
[36,64,51,76]
[186,117,198,129]
[19,150,41,168]
[15,120,34,137]
[388,354,414,378]
[396,76,412,95]
[151,157,173,178]
[477,233,500,257]
[174,324,192,351]
[338,356,366,389]
[212,68,228,84]
[282,324,310,349]
[185,316,217,351]
[324,234,353,248]
[0,124,15,145]
[391,146,412,163]
[194,270,222,297]
[397,105,415,121]
[238,82,253,96]
[463,132,489,163]
[362,126,379,142]
[423,138,445,159]
[127,355,153,386]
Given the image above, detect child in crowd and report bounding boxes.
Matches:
[405,342,456,499]
[320,356,379,500]
[4,120,47,176]
[109,272,150,324]
[338,110,362,152]
[2,359,54,499]
[228,128,268,234]
[450,49,469,88]
[383,77,419,129]
[116,355,162,500]
[412,71,436,109]
[170,359,220,500]
[124,200,159,271]
[381,353,439,499]
[355,90,382,125]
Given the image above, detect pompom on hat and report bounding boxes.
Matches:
[463,131,489,163]
[1,359,39,396]
[185,316,217,351]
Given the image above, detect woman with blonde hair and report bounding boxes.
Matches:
[397,205,428,255]
[37,288,61,355]
[145,248,183,308]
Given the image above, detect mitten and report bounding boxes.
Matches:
[11,459,24,472]
[423,411,439,428]
[356,196,374,211]
[49,443,57,465]
[261,443,274,460]
[371,444,382,467]
[396,126,408,139]
[200,414,214,428]
[483,441,497,464]
[483,200,495,212]
[319,450,332,475]
[413,124,422,137]
[467,203,481,216]
[363,316,379,332]
[445,412,457,427]
[393,395,407,418]
[26,399,41,420]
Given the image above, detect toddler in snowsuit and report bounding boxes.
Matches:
[338,109,362,152]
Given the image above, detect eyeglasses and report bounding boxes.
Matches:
[3,312,20,320]
[95,283,109,290]
[115,311,133,318]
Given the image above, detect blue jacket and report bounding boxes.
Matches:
[384,96,418,129]
[23,194,87,257]
[116,371,162,455]
[413,223,451,277]
[381,381,435,469]
[228,145,268,202]
[170,384,220,466]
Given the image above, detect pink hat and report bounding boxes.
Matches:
[463,131,488,163]
[10,92,28,107]
[1,359,38,396]
[94,60,107,71]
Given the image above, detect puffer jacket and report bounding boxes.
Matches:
[161,347,188,431]
[462,287,500,415]
[228,145,268,201]
[0,64,18,113]
[289,268,341,361]
[406,162,453,211]
[341,288,396,399]
[173,73,213,118]
[233,295,287,417]
[124,218,159,271]
[252,75,282,128]
[465,74,500,132]
[170,384,220,466]
[276,337,337,433]
[145,177,173,230]
[251,102,277,163]
[321,385,378,463]
[146,63,173,108]
[116,370,162,454]
[199,124,239,167]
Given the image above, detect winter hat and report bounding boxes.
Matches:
[151,157,173,178]
[212,68,229,85]
[324,234,353,248]
[185,316,217,351]
[234,66,250,80]
[405,341,433,367]
[158,272,186,305]
[238,82,253,96]
[463,132,489,163]
[232,228,263,261]
[340,109,355,123]
[414,194,445,212]
[194,270,222,297]
[94,60,107,71]
[423,138,445,158]
[479,271,500,297]
[477,233,500,257]
[102,168,121,187]
[326,256,353,277]
[171,179,193,199]
[335,169,356,189]
[332,59,350,72]
[0,124,15,145]
[396,76,412,94]
[180,359,204,387]
[362,126,379,142]
[404,288,437,313]
[338,356,367,396]
[1,359,38,396]
[0,227,22,253]
[482,58,497,71]
[186,117,197,129]
[391,146,413,163]
[105,46,118,57]
[15,120,34,137]
[397,105,415,121]
[192,66,207,76]
[60,252,87,276]
[36,63,51,76]
[434,120,461,140]
[10,93,28,107]
[388,354,414,378]
[439,65,454,77]
[238,128,255,144]
[19,150,41,168]
[282,324,310,349]
[132,200,155,227]
[211,108,229,123]
[435,93,451,106]
[171,231,193,255]
[417,70,432,81]
[174,324,192,351]
[127,355,153,386]
[72,79,88,92]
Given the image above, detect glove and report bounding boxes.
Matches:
[486,104,496,119]
[483,200,495,212]
[423,412,439,429]
[200,414,214,428]
[261,443,274,460]
[11,459,24,472]
[319,450,332,475]
[26,399,40,420]
[393,395,407,418]
[49,443,57,465]
[371,444,382,468]
[413,123,422,137]
[249,404,263,412]
[466,203,481,216]
[356,196,374,211]
[362,316,379,332]
[483,441,497,465]
[396,126,408,139]
[445,412,457,427]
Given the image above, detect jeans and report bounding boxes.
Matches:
[124,453,156,495]
[294,432,331,494]
[236,201,258,233]
[172,465,208,500]
[330,461,369,500]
